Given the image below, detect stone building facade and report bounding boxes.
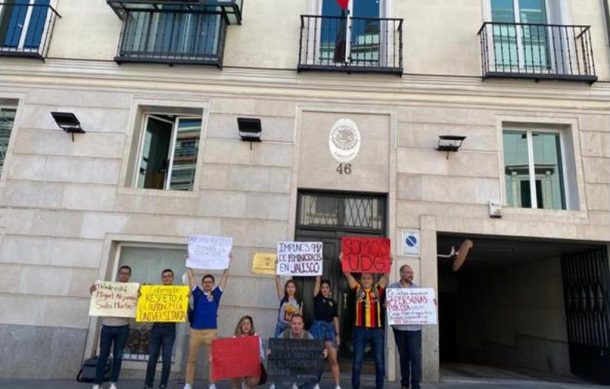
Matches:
[0,0,609,384]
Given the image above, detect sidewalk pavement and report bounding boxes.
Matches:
[0,377,606,389]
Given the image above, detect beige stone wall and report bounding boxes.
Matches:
[0,0,609,380]
[47,0,610,80]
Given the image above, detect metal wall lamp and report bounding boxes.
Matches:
[51,112,85,142]
[237,117,262,149]
[437,135,466,159]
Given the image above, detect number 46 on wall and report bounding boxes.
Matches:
[336,163,352,175]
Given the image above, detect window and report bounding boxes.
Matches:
[118,4,225,63]
[0,107,16,176]
[0,0,50,51]
[503,129,567,210]
[490,0,550,68]
[320,0,383,65]
[135,114,202,191]
[115,245,187,363]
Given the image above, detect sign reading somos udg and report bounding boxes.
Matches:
[386,288,438,325]
[276,241,323,276]
[89,281,140,318]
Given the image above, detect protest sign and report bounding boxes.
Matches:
[252,253,277,275]
[276,241,323,276]
[341,237,391,274]
[386,288,437,325]
[267,338,324,383]
[211,336,261,381]
[136,285,190,323]
[186,235,232,270]
[89,281,140,318]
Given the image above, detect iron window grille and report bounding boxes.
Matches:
[0,2,61,60]
[478,22,596,83]
[107,0,244,67]
[298,14,403,75]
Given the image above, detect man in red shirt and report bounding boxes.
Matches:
[342,256,391,389]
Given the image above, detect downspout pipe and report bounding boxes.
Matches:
[603,0,610,47]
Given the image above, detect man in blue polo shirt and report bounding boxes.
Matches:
[183,254,232,389]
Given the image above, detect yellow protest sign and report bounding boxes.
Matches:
[136,285,190,323]
[252,253,277,275]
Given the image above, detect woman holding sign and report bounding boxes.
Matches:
[231,316,265,389]
[273,276,303,337]
[310,277,342,389]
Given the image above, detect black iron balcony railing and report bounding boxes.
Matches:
[108,0,245,66]
[114,8,227,66]
[107,0,243,25]
[298,15,403,75]
[0,2,60,60]
[478,22,596,83]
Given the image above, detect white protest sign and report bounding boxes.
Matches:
[89,281,140,318]
[186,235,232,270]
[386,288,437,325]
[276,241,323,276]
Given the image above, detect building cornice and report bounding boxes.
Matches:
[1,59,610,111]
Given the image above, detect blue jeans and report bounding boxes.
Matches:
[352,327,385,389]
[96,324,130,384]
[393,329,422,389]
[145,324,176,388]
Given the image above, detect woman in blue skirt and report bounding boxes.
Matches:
[309,276,341,389]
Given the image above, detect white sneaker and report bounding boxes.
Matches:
[313,384,320,389]
[109,384,118,389]
[241,382,249,389]
[91,385,101,389]
[184,384,192,389]
[269,384,276,389]
[291,383,299,389]
[335,385,342,389]
[209,384,217,389]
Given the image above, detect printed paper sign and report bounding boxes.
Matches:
[386,288,437,325]
[136,285,190,323]
[276,241,323,276]
[186,235,232,270]
[268,338,324,383]
[89,281,140,318]
[211,336,261,381]
[252,253,277,275]
[402,230,420,257]
[341,237,391,274]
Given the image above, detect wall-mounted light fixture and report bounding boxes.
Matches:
[237,117,262,150]
[51,112,85,142]
[437,135,466,159]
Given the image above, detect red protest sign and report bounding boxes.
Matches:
[211,336,261,381]
[341,237,391,274]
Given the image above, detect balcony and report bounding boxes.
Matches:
[0,2,61,60]
[298,15,403,75]
[478,22,597,83]
[107,0,244,66]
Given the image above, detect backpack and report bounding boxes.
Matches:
[76,356,111,383]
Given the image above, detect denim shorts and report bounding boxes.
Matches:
[309,320,336,346]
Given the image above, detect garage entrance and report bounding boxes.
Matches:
[437,234,610,385]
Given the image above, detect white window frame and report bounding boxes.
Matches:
[0,0,53,51]
[503,127,569,210]
[134,113,202,191]
[307,0,392,67]
[93,242,189,371]
[483,0,569,72]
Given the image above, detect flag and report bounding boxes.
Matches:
[336,0,349,10]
